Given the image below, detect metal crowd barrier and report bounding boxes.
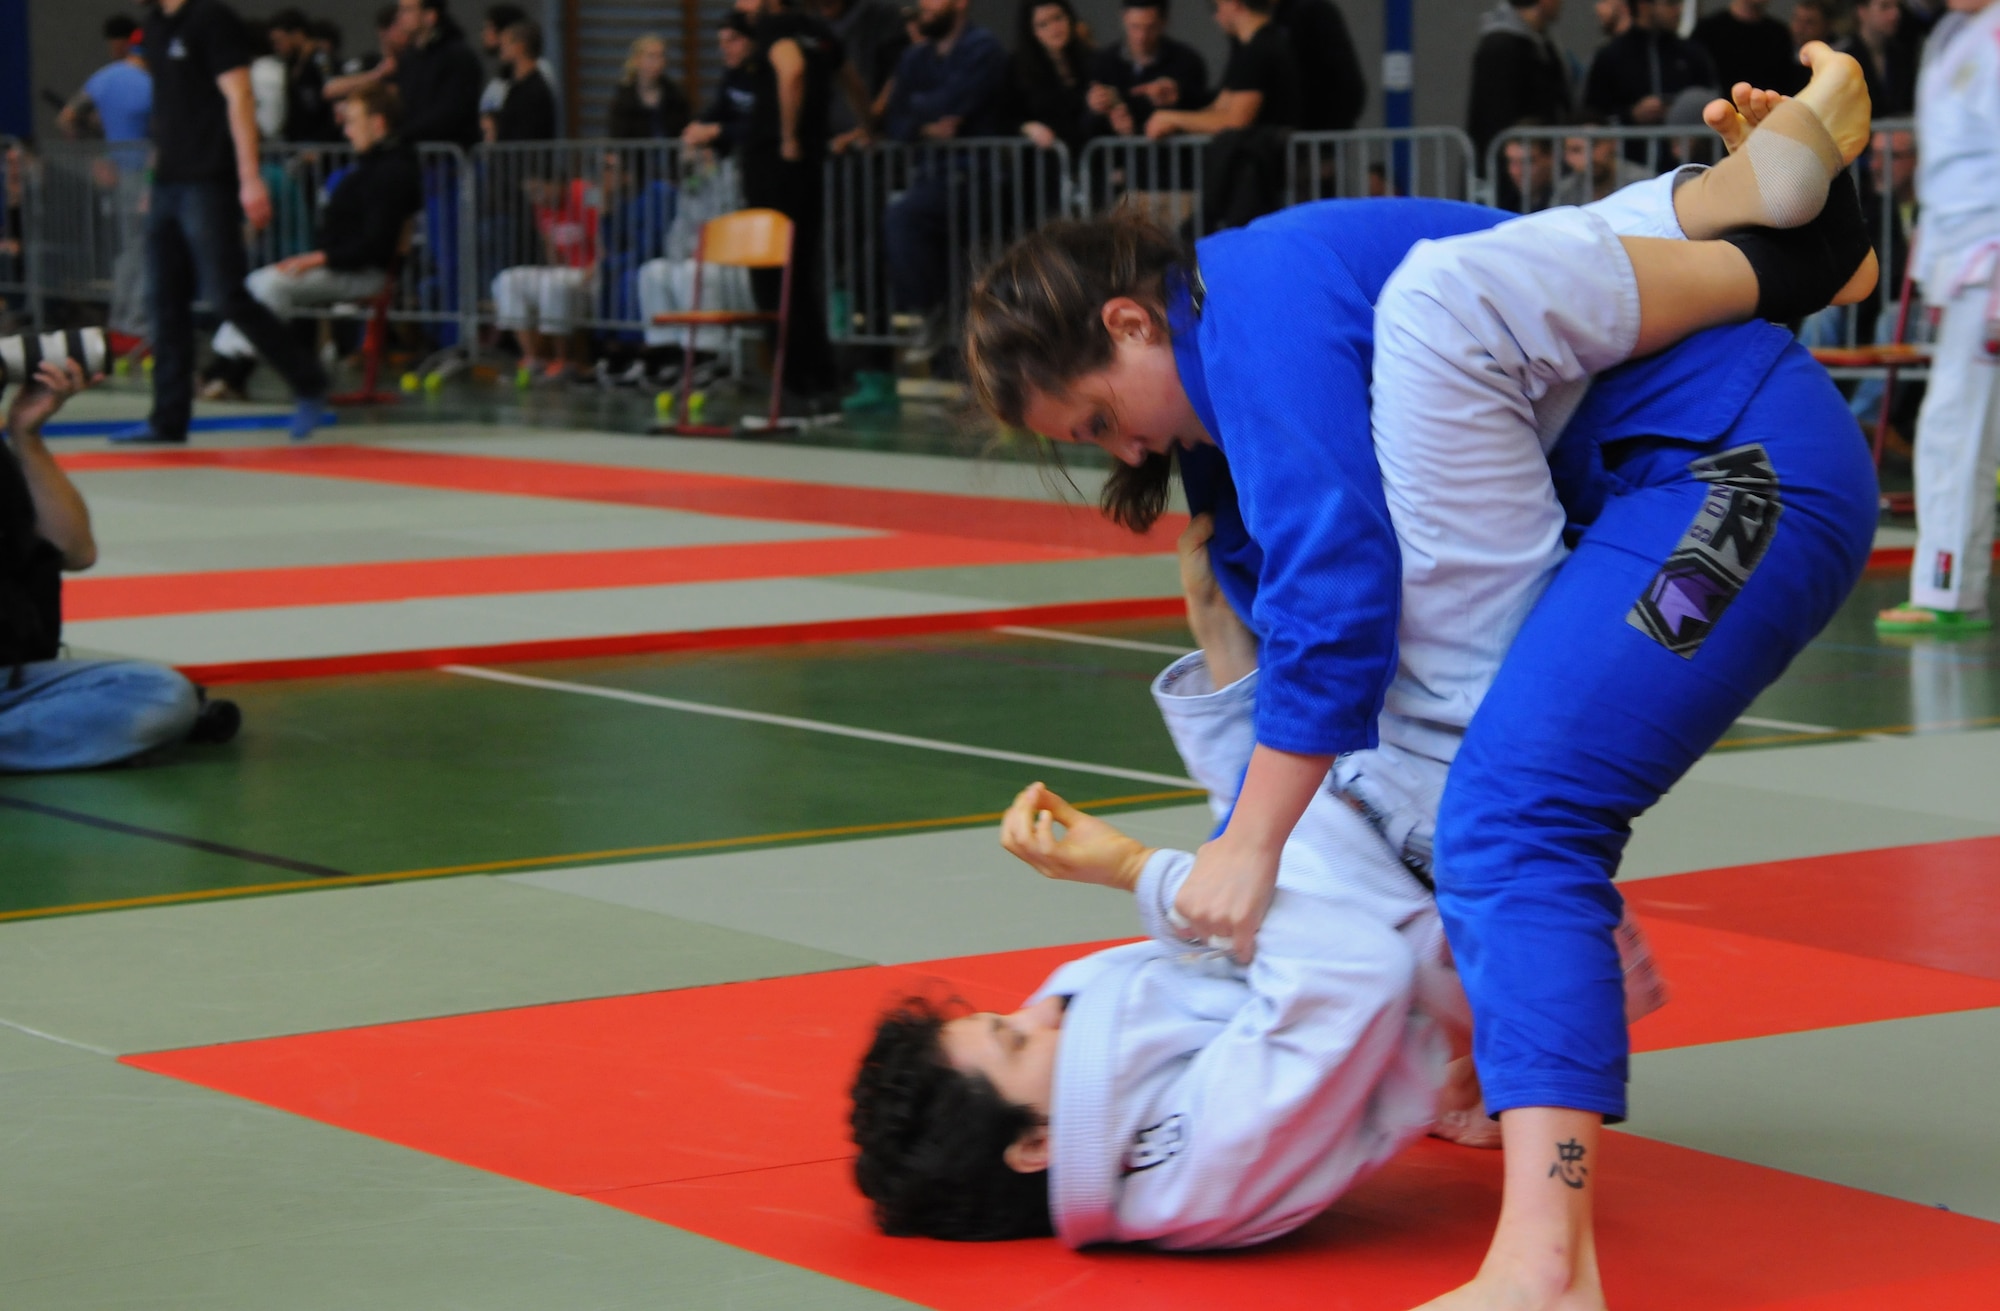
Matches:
[825,137,1070,345]
[0,136,30,330]
[1286,127,1477,204]
[1073,135,1208,234]
[1485,119,1918,356]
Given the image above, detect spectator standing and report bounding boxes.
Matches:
[1085,0,1208,137]
[247,24,291,140]
[1270,0,1366,131]
[684,14,762,159]
[1466,0,1572,165]
[735,0,862,397]
[1584,0,1717,128]
[606,34,692,140]
[1790,0,1831,49]
[1837,0,1918,116]
[1593,0,1631,40]
[58,17,152,143]
[270,9,340,141]
[1692,0,1803,97]
[3,362,240,771]
[881,0,1009,348]
[114,0,332,445]
[201,83,424,400]
[813,0,908,139]
[1144,0,1300,137]
[478,4,528,122]
[1876,0,2000,633]
[1008,0,1097,152]
[394,0,485,148]
[489,20,557,142]
[328,5,409,90]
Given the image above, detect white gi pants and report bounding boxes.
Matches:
[491,265,590,334]
[637,256,756,353]
[1908,269,2000,613]
[1339,171,1688,861]
[212,264,388,359]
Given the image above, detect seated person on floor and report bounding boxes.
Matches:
[494,175,599,387]
[1,357,239,772]
[202,82,424,401]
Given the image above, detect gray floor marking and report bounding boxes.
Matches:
[0,1016,114,1057]
[995,626,1196,656]
[1734,714,1840,734]
[444,665,1200,788]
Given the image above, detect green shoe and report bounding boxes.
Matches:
[513,366,532,391]
[841,371,900,415]
[1875,604,1994,635]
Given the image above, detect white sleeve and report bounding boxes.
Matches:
[1151,653,1258,820]
[1370,205,1640,736]
[1122,854,1440,1250]
[1582,165,1698,240]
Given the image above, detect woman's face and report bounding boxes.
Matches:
[718,27,750,67]
[1031,3,1073,55]
[636,39,667,81]
[1020,298,1209,467]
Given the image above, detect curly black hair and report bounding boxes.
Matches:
[849,997,1055,1241]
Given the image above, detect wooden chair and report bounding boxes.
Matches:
[652,207,793,436]
[329,216,416,407]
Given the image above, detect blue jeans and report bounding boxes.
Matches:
[1434,344,1879,1121]
[884,171,957,315]
[148,182,328,438]
[0,660,200,772]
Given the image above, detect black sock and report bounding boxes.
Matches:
[1723,172,1872,324]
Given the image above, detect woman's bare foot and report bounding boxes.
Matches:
[1431,1057,1503,1149]
[1702,81,1785,155]
[1793,40,1873,167]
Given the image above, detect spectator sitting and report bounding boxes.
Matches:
[1585,0,1718,134]
[1,361,239,773]
[270,8,340,141]
[493,172,597,385]
[587,150,677,386]
[1008,0,1096,153]
[58,16,152,144]
[1837,0,1917,118]
[1692,0,1804,100]
[393,0,486,147]
[1142,0,1299,139]
[200,83,425,401]
[881,0,1009,335]
[1271,0,1366,131]
[488,20,558,142]
[1501,124,1556,210]
[1466,0,1571,166]
[1084,0,1208,138]
[1552,112,1650,204]
[607,34,693,140]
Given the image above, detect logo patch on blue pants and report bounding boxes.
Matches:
[1628,445,1782,659]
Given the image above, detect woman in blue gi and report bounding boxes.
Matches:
[963,50,1877,1311]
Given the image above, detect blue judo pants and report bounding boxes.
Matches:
[1434,344,1880,1121]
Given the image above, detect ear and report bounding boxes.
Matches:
[1100,297,1158,346]
[1002,1124,1051,1175]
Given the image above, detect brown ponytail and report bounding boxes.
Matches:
[963,208,1188,533]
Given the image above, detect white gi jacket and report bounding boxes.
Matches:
[1914,3,2000,296]
[1030,654,1460,1250]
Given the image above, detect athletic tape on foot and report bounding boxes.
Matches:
[1628,445,1782,658]
[1746,127,1841,229]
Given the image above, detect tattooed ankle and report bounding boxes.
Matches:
[1549,1138,1589,1189]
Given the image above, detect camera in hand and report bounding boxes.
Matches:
[0,327,107,389]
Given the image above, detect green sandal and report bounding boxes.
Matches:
[1874,605,1994,635]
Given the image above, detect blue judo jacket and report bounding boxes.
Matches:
[1171,199,1795,759]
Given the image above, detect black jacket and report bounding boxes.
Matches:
[1271,0,1366,131]
[494,68,558,141]
[321,139,425,272]
[606,79,693,140]
[1085,37,1208,135]
[1467,17,1572,158]
[1837,32,1918,118]
[395,26,485,146]
[1007,43,1096,150]
[1584,28,1718,123]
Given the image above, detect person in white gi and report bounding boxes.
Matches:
[1877,0,2000,633]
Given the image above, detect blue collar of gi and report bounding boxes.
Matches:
[1166,262,1223,450]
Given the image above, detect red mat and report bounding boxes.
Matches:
[60,445,1187,555]
[128,907,2000,1310]
[64,532,1089,620]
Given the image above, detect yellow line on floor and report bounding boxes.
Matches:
[1713,712,2000,750]
[0,788,1206,925]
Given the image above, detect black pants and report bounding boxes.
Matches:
[738,148,836,393]
[148,182,328,436]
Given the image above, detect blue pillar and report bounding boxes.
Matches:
[0,0,30,139]
[1383,0,1413,191]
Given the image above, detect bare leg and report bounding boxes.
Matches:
[1623,237,1759,357]
[1415,1109,1606,1311]
[519,327,544,371]
[1178,515,1260,688]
